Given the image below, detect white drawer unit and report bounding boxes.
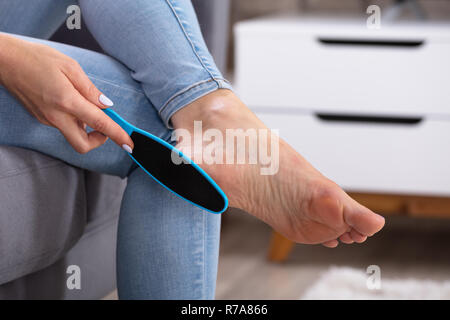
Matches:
[235,16,450,117]
[234,16,450,196]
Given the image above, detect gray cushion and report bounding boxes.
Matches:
[0,146,126,285]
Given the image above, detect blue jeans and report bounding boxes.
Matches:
[0,0,232,299]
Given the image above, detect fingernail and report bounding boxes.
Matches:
[99,94,114,107]
[122,144,133,154]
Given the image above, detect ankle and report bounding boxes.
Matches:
[171,89,241,130]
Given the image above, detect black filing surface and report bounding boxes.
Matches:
[131,131,225,212]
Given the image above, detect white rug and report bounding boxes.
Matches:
[301,267,450,300]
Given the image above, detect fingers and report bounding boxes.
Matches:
[68,91,134,151]
[62,60,113,109]
[55,112,108,154]
[59,59,133,151]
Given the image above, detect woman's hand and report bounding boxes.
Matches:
[0,33,133,154]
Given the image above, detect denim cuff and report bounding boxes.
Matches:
[159,78,233,129]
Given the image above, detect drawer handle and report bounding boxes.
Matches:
[315,113,423,125]
[318,38,425,48]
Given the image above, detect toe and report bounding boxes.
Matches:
[322,239,339,248]
[350,228,368,243]
[339,232,354,244]
[344,201,385,236]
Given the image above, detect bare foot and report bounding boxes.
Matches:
[172,90,385,247]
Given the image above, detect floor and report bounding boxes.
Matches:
[104,208,450,300]
[216,209,450,299]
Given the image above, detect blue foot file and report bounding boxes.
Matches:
[103,108,228,214]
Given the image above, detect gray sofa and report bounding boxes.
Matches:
[0,0,229,300]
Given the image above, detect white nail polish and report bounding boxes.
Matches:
[99,94,114,107]
[122,144,133,154]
